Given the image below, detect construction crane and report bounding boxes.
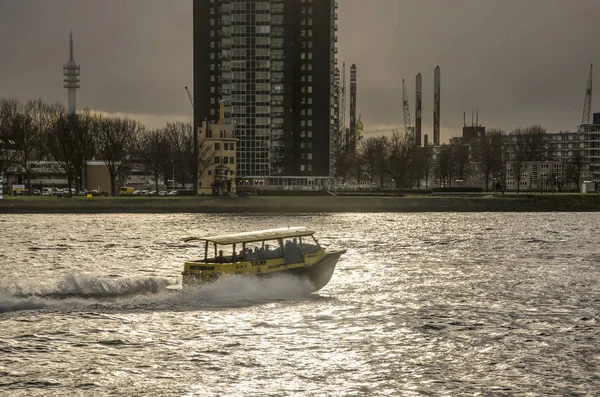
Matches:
[402,79,413,136]
[184,86,194,109]
[581,63,593,126]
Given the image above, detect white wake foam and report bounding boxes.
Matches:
[0,274,172,313]
[166,273,316,308]
[0,273,316,313]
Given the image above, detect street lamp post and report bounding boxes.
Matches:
[171,160,175,190]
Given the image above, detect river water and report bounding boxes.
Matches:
[0,213,599,396]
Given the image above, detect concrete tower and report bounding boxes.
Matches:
[349,64,357,156]
[433,66,440,145]
[63,31,80,115]
[415,73,422,146]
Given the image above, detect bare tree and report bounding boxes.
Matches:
[361,136,389,187]
[70,109,97,194]
[0,98,23,175]
[474,129,505,191]
[16,100,58,193]
[361,137,379,184]
[375,136,389,188]
[164,121,191,188]
[437,144,454,188]
[452,142,470,182]
[507,128,525,193]
[94,116,140,196]
[334,127,356,181]
[564,149,588,191]
[413,145,433,189]
[46,107,78,195]
[353,137,365,184]
[139,128,171,192]
[507,126,547,193]
[386,129,412,189]
[521,125,548,161]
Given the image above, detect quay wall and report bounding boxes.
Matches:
[1,195,600,214]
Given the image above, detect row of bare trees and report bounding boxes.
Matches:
[336,129,436,189]
[0,98,210,196]
[139,121,213,193]
[335,125,589,192]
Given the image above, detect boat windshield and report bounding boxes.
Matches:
[299,235,321,254]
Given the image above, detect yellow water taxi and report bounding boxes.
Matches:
[181,227,345,291]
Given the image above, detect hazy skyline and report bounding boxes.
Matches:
[1,0,599,142]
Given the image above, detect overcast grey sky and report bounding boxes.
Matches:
[1,0,599,142]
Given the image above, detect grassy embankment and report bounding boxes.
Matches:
[1,193,599,213]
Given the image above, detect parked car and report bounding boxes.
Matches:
[167,190,179,196]
[42,188,52,196]
[78,189,88,196]
[148,190,158,196]
[119,186,135,196]
[33,189,41,196]
[158,190,168,196]
[139,190,150,196]
[132,190,140,195]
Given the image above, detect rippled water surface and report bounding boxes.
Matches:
[1,213,600,396]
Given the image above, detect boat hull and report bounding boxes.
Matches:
[283,249,346,291]
[181,249,345,292]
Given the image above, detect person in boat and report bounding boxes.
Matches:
[216,250,226,263]
[285,239,303,263]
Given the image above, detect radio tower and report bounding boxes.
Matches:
[63,31,80,115]
[581,63,593,126]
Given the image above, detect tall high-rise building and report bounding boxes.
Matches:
[193,0,338,181]
[63,31,80,115]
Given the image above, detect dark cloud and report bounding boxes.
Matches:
[1,0,599,138]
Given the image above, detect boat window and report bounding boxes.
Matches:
[206,242,235,263]
[300,235,321,255]
[240,239,282,261]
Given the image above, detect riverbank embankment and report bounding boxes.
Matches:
[1,194,600,214]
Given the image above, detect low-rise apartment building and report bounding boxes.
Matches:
[197,120,238,196]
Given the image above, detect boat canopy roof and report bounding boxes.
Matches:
[184,227,316,245]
